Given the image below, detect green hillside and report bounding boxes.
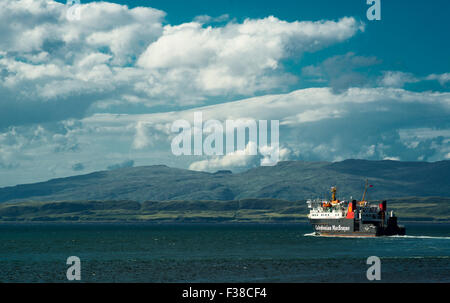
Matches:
[1,197,449,223]
[0,160,448,223]
[0,160,449,203]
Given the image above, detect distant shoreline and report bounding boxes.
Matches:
[0,220,448,225]
[1,196,449,224]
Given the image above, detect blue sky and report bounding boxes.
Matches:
[0,0,449,186]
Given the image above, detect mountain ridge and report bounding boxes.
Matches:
[1,159,449,203]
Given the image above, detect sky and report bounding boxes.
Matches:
[0,0,449,186]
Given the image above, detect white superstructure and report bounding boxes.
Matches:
[306,199,348,219]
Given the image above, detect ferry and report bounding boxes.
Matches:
[307,181,405,237]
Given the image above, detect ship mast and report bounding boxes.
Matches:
[331,186,337,201]
[361,179,368,201]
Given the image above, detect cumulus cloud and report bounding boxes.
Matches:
[0,0,165,61]
[187,141,293,172]
[0,0,165,128]
[0,1,363,129]
[189,142,258,172]
[137,17,363,97]
[378,71,419,88]
[426,73,450,86]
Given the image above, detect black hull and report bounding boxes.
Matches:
[309,217,405,237]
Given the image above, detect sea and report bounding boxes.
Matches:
[0,222,449,282]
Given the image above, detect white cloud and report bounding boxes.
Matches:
[193,14,230,24]
[426,73,450,86]
[116,87,449,126]
[399,128,450,143]
[378,71,419,88]
[133,121,151,149]
[137,16,363,97]
[139,16,362,69]
[281,108,344,125]
[82,86,450,168]
[0,1,364,128]
[1,86,449,186]
[188,141,294,172]
[188,142,258,172]
[0,0,166,127]
[0,0,165,60]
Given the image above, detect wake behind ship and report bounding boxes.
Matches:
[307,182,405,237]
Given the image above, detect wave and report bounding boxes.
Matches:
[387,235,450,240]
[304,233,450,239]
[303,232,318,237]
[302,233,374,239]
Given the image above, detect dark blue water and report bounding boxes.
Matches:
[0,223,449,282]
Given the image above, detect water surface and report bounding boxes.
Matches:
[0,223,448,282]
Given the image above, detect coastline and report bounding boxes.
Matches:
[0,220,448,225]
[1,196,449,224]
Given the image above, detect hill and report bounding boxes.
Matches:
[0,160,449,203]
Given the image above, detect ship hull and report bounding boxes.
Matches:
[317,232,378,238]
[309,218,405,237]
